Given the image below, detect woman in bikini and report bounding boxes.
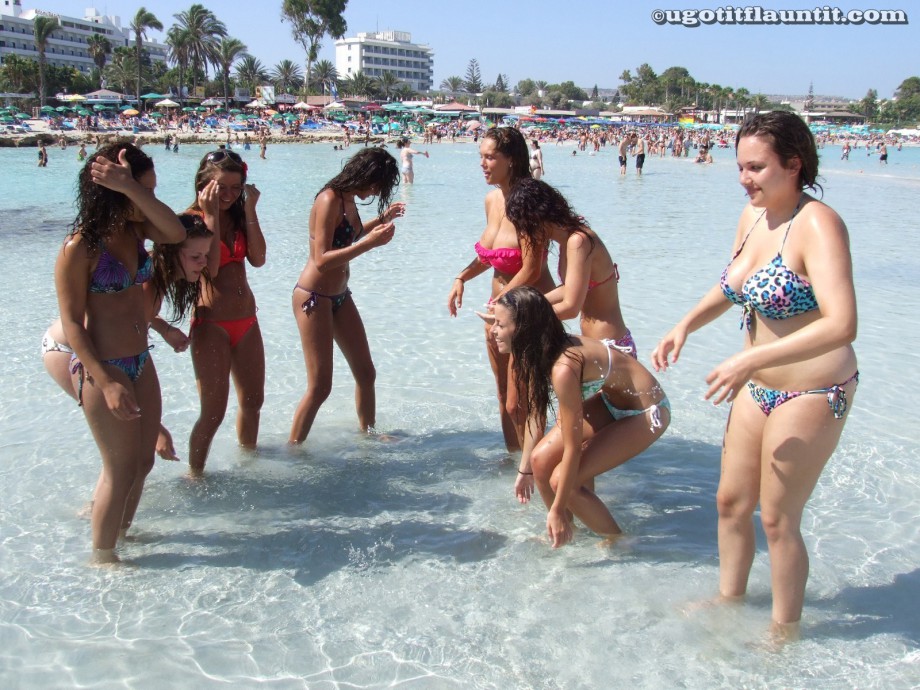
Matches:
[651,111,858,640]
[54,143,186,563]
[188,150,266,476]
[397,138,429,184]
[528,138,544,180]
[447,127,555,452]
[486,287,669,546]
[290,147,404,445]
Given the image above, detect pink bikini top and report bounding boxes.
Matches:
[475,241,524,275]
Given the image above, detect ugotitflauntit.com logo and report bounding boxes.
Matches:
[651,6,909,26]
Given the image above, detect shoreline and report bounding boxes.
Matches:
[0,120,392,148]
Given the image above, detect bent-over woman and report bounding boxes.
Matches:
[488,287,670,547]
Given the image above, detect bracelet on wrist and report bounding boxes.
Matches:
[517,470,533,475]
[455,276,465,283]
[247,220,259,225]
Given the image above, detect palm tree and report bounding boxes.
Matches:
[392,83,415,101]
[166,25,191,103]
[376,71,400,101]
[751,93,770,114]
[32,15,58,106]
[439,76,463,98]
[310,59,337,95]
[280,0,347,94]
[214,37,247,108]
[271,60,304,94]
[342,70,376,100]
[130,8,163,103]
[234,54,268,97]
[86,33,112,74]
[172,4,227,100]
[104,47,137,96]
[0,53,34,92]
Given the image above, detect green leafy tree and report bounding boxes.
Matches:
[271,59,304,94]
[215,37,247,106]
[343,70,376,100]
[859,88,879,121]
[281,0,348,95]
[516,78,535,97]
[131,8,163,102]
[464,59,483,94]
[172,4,227,99]
[392,83,415,101]
[493,73,507,92]
[32,15,58,106]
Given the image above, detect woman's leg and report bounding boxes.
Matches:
[716,392,767,599]
[289,293,335,444]
[229,322,265,448]
[189,323,233,475]
[75,362,159,560]
[117,360,162,536]
[332,298,378,431]
[484,323,522,452]
[551,396,671,536]
[758,384,856,627]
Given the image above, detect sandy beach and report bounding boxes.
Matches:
[0,117,388,148]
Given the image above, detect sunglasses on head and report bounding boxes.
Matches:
[205,150,243,164]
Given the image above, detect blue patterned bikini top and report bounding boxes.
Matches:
[89,239,153,294]
[720,206,819,331]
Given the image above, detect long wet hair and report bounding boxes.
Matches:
[483,127,532,184]
[505,178,593,254]
[319,147,400,217]
[150,212,212,323]
[496,286,578,429]
[736,111,821,193]
[191,149,248,232]
[70,142,154,253]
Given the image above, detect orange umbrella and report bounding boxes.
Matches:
[122,108,139,116]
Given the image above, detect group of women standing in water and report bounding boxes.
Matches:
[50,111,857,639]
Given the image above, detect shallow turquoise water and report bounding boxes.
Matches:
[1,139,918,688]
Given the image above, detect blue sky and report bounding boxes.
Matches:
[25,0,916,99]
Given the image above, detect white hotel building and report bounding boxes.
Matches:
[0,0,168,77]
[335,30,433,94]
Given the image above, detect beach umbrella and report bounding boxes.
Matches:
[93,104,110,111]
[200,98,221,106]
[148,112,163,118]
[229,108,242,114]
[264,109,278,116]
[195,106,208,112]
[55,106,71,112]
[40,105,55,112]
[122,108,140,116]
[155,99,179,108]
[140,92,166,100]
[182,107,195,112]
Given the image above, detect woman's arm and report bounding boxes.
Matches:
[90,149,184,245]
[242,183,267,267]
[550,233,592,321]
[546,360,583,547]
[197,181,222,278]
[514,413,543,504]
[704,205,857,403]
[448,258,491,316]
[150,316,190,353]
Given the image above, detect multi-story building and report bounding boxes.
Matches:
[0,1,168,78]
[335,30,433,94]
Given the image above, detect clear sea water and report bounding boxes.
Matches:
[1,138,918,689]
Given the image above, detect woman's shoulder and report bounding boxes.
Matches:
[797,196,849,245]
